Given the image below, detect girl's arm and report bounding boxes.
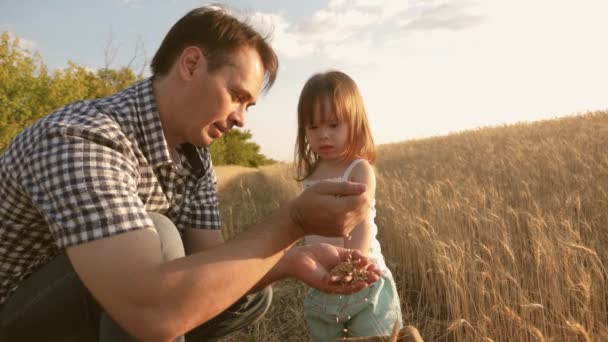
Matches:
[344,159,376,256]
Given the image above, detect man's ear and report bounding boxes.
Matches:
[178,46,205,80]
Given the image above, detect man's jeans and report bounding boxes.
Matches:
[0,212,272,341]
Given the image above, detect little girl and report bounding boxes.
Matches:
[294,70,402,341]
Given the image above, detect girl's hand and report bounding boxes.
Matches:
[285,243,381,294]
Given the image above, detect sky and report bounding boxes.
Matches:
[2,0,607,161]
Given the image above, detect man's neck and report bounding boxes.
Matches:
[152,75,182,151]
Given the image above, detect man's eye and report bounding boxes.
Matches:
[231,92,244,103]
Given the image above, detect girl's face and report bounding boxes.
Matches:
[304,98,349,162]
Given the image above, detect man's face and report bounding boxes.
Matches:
[181,47,264,147]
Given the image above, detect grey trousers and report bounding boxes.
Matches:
[0,213,272,341]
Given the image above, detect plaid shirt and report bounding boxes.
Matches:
[0,78,221,305]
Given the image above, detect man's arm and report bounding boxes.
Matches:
[185,230,281,296]
[68,208,298,342]
[184,229,224,254]
[67,181,369,342]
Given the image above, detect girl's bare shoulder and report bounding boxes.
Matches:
[348,159,376,195]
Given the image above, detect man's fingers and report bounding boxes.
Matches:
[292,181,369,237]
[330,275,341,283]
[313,181,367,196]
[336,194,369,233]
[346,250,366,263]
[366,270,381,283]
[339,191,368,208]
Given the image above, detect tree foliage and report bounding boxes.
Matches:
[209,129,275,167]
[0,31,273,167]
[0,32,139,150]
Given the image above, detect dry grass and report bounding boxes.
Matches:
[214,165,259,191]
[337,321,424,342]
[216,111,608,341]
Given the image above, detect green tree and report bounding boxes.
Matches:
[209,129,275,167]
[0,32,141,150]
[0,32,50,148]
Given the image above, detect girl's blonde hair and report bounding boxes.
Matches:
[294,70,376,181]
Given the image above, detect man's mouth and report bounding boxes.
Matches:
[210,124,227,139]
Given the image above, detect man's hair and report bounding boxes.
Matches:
[294,70,376,181]
[151,5,278,92]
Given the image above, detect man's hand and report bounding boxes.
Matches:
[289,181,369,238]
[284,243,381,294]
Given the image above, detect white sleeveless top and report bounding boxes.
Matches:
[303,159,388,271]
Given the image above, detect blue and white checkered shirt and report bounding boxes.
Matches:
[0,78,221,305]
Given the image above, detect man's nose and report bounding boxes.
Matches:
[228,106,245,128]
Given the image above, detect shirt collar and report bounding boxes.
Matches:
[131,78,209,177]
[133,77,174,168]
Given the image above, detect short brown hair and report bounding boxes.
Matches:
[151,5,278,92]
[295,71,376,180]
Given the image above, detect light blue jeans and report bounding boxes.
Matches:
[303,268,402,341]
[0,212,272,342]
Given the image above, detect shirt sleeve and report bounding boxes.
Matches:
[23,128,155,249]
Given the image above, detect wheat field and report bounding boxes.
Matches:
[215,111,608,341]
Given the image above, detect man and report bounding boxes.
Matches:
[0,5,377,342]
